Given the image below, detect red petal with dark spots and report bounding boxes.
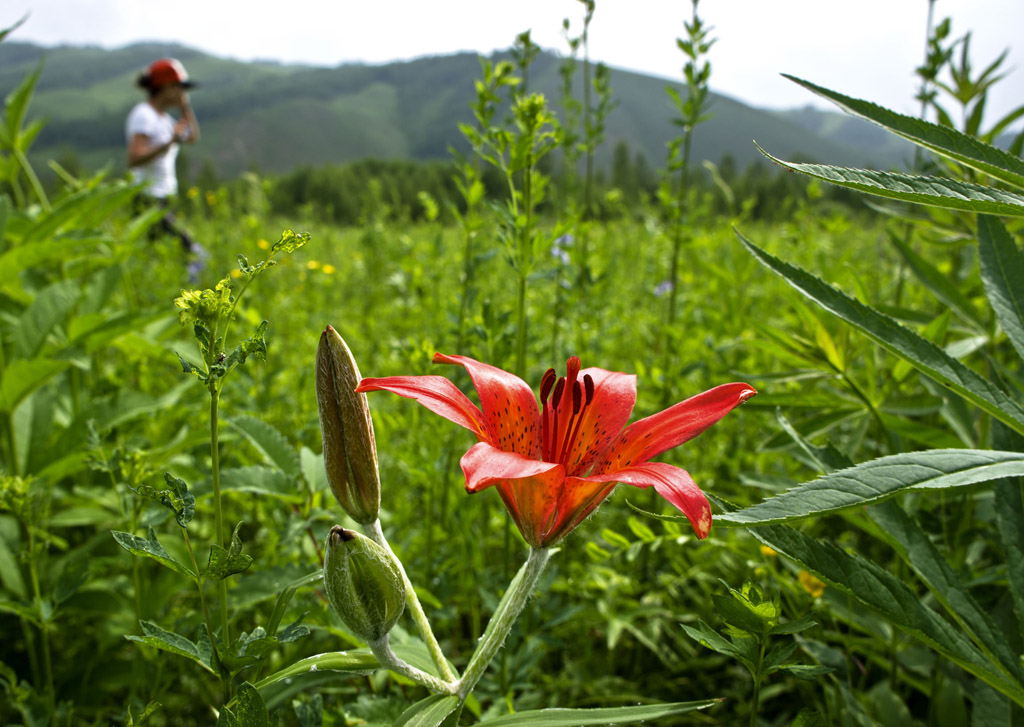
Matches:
[594,382,756,472]
[434,353,542,458]
[356,375,489,441]
[577,462,712,538]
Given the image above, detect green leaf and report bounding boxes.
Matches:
[266,569,322,638]
[125,621,215,673]
[473,701,720,727]
[111,527,195,578]
[768,614,817,635]
[271,229,310,255]
[749,523,1024,706]
[227,415,301,479]
[11,279,80,358]
[0,357,71,413]
[737,232,1024,436]
[135,473,195,527]
[867,501,1023,682]
[393,694,461,727]
[783,75,1024,190]
[754,145,1024,217]
[887,232,984,331]
[219,465,297,499]
[205,522,254,581]
[717,449,1024,526]
[253,651,379,693]
[679,620,745,660]
[221,682,272,727]
[995,479,1024,637]
[978,216,1024,361]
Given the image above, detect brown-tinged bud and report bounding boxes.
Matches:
[323,526,406,643]
[316,326,380,523]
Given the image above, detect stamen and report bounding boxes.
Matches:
[539,368,556,460]
[557,381,584,464]
[583,374,594,404]
[548,377,566,461]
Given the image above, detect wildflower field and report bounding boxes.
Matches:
[3,8,1024,727]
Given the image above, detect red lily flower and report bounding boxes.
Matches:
[357,354,755,548]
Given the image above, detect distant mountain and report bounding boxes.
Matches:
[1,40,913,181]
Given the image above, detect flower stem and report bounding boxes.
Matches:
[455,546,551,701]
[364,519,457,682]
[368,634,457,695]
[210,385,230,650]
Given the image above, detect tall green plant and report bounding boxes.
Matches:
[704,76,1024,720]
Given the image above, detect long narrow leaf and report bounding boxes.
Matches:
[737,232,1024,436]
[783,75,1024,190]
[754,145,1024,217]
[749,524,1024,706]
[253,650,379,692]
[977,215,1024,361]
[887,232,984,331]
[867,501,1023,682]
[474,701,720,727]
[995,480,1024,636]
[717,449,1024,526]
[393,695,461,727]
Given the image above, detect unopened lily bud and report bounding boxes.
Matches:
[323,526,406,643]
[316,326,380,524]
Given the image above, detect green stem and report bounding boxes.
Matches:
[456,546,551,701]
[209,386,231,649]
[368,634,457,694]
[14,147,50,212]
[182,527,218,652]
[364,519,456,682]
[26,529,55,710]
[749,636,767,727]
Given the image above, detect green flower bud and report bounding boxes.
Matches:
[323,526,406,643]
[316,326,380,524]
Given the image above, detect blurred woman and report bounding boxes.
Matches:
[126,57,204,279]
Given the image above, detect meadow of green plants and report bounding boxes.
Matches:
[3,6,1024,727]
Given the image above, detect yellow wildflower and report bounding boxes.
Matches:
[230,269,244,279]
[206,191,218,206]
[257,238,270,250]
[760,545,777,558]
[307,260,321,270]
[186,186,200,199]
[799,571,825,598]
[322,264,336,275]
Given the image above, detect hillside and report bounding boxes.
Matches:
[1,40,908,181]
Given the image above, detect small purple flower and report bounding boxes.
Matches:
[654,280,674,297]
[554,233,574,248]
[551,247,571,266]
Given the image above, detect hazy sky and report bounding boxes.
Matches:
[4,1,1023,125]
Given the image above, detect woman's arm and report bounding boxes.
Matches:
[127,132,176,168]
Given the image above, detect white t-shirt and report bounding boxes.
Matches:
[125,101,180,198]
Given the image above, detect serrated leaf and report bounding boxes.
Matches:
[737,233,1024,436]
[769,614,817,635]
[679,620,743,659]
[111,527,194,577]
[219,465,296,498]
[978,216,1024,361]
[748,523,1024,706]
[271,229,310,254]
[473,701,720,727]
[228,415,301,478]
[888,232,984,330]
[755,145,1024,217]
[205,522,253,581]
[393,694,461,727]
[125,621,215,673]
[222,682,272,727]
[717,449,1024,526]
[784,75,1024,190]
[867,500,1023,682]
[779,664,835,681]
[135,473,195,527]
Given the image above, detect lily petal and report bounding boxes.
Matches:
[356,375,489,440]
[460,441,566,549]
[595,382,756,471]
[578,461,712,538]
[435,353,542,457]
[556,367,636,475]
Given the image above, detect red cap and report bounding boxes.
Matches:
[144,58,194,89]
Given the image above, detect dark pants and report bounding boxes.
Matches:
[136,195,206,281]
